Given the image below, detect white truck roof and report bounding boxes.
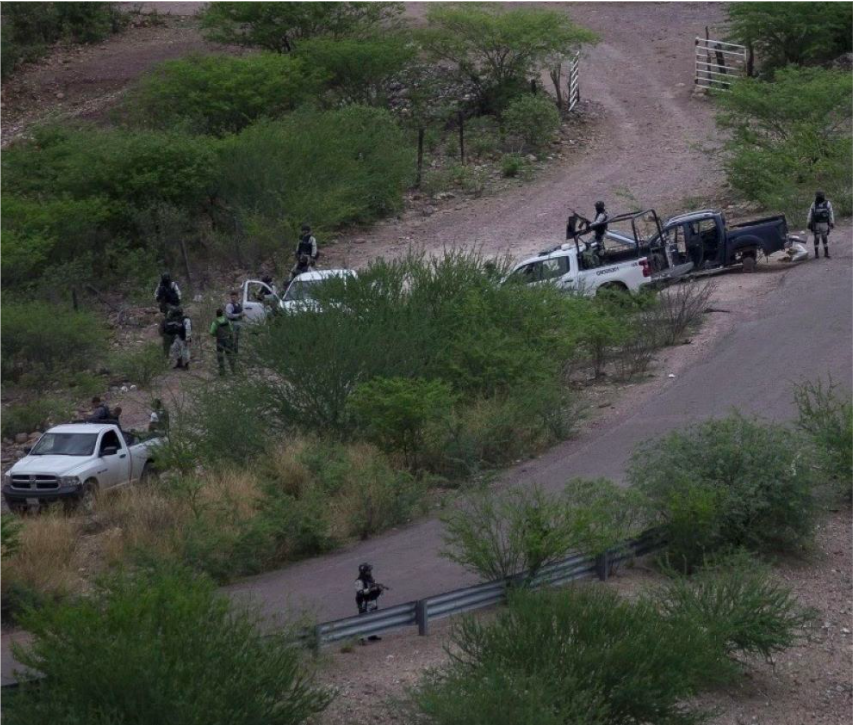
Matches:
[47,424,117,434]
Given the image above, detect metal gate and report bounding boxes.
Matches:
[567,51,580,111]
[694,37,746,91]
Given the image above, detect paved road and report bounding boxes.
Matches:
[226,235,852,626]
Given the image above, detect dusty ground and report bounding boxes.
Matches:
[315,507,853,725]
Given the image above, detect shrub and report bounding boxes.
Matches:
[200,1,402,53]
[649,281,712,346]
[125,53,326,136]
[294,36,415,105]
[1,515,22,560]
[108,341,166,388]
[630,413,817,570]
[503,93,561,152]
[1,302,102,384]
[727,2,853,75]
[1,2,126,78]
[717,67,852,220]
[500,153,526,178]
[349,377,455,467]
[414,586,725,725]
[794,379,853,498]
[6,565,331,725]
[217,107,413,261]
[1,398,72,440]
[442,486,584,585]
[656,551,814,670]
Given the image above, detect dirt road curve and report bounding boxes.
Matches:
[2,2,851,686]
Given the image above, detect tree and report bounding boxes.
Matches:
[727,3,853,75]
[6,566,330,725]
[716,66,852,218]
[417,4,598,114]
[200,1,403,53]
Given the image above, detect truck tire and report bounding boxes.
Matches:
[139,462,156,485]
[78,479,100,514]
[742,253,757,273]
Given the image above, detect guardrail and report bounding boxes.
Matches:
[310,528,665,646]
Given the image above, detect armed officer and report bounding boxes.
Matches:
[807,190,835,259]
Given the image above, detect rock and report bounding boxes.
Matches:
[422,206,436,217]
[526,154,537,162]
[28,432,41,441]
[15,433,28,444]
[55,91,65,100]
[667,373,676,379]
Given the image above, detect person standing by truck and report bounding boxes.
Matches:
[225,290,245,354]
[209,309,236,375]
[807,190,835,259]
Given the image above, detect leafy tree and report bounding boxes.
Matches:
[716,66,852,219]
[417,4,598,113]
[125,53,327,135]
[503,92,561,152]
[727,2,853,75]
[294,35,416,106]
[200,1,402,53]
[6,565,331,725]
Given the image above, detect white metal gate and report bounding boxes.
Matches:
[567,51,580,111]
[694,37,746,91]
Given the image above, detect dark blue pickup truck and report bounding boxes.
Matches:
[657,210,789,273]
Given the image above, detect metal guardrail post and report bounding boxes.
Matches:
[594,551,610,581]
[313,624,323,651]
[416,599,429,636]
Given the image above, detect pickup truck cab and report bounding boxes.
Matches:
[2,424,161,512]
[506,240,653,295]
[241,279,284,324]
[657,210,789,273]
[281,269,357,313]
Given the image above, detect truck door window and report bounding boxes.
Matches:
[510,262,540,284]
[540,257,567,281]
[100,430,121,455]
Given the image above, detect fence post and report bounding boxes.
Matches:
[594,551,609,582]
[313,624,323,651]
[416,599,429,637]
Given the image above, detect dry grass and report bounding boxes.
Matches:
[2,510,84,604]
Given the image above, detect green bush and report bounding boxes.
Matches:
[108,341,167,388]
[217,107,413,261]
[414,586,724,725]
[1,2,126,78]
[717,67,852,220]
[656,551,814,670]
[500,153,527,178]
[349,377,455,467]
[794,379,853,498]
[125,53,326,136]
[442,486,586,585]
[630,413,817,570]
[503,93,561,152]
[1,302,103,384]
[1,515,22,561]
[1,399,72,440]
[6,565,331,725]
[727,2,853,75]
[294,36,414,105]
[200,1,402,53]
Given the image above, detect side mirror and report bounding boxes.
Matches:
[102,446,118,456]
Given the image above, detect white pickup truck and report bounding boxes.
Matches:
[506,240,653,295]
[240,270,357,323]
[2,424,161,512]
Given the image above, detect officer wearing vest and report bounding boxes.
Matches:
[225,290,245,354]
[154,273,182,313]
[290,224,319,281]
[161,305,184,357]
[807,190,835,259]
[588,201,609,244]
[209,309,236,375]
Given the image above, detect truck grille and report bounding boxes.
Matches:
[11,475,60,491]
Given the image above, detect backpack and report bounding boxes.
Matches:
[813,201,831,224]
[164,320,183,335]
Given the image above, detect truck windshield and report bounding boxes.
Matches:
[30,433,98,456]
[283,280,321,302]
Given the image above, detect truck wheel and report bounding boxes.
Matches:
[139,462,156,485]
[742,254,757,273]
[78,479,100,514]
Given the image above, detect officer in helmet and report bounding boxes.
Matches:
[355,562,387,642]
[154,272,182,313]
[807,190,835,259]
[290,224,320,282]
[588,200,609,244]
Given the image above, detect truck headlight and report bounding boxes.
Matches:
[59,476,81,487]
[3,471,10,484]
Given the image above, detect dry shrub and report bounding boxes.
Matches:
[3,512,83,608]
[262,440,311,497]
[652,281,712,346]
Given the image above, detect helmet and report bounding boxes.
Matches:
[358,563,372,576]
[161,272,171,284]
[594,201,606,213]
[261,275,273,286]
[301,223,311,233]
[815,190,825,203]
